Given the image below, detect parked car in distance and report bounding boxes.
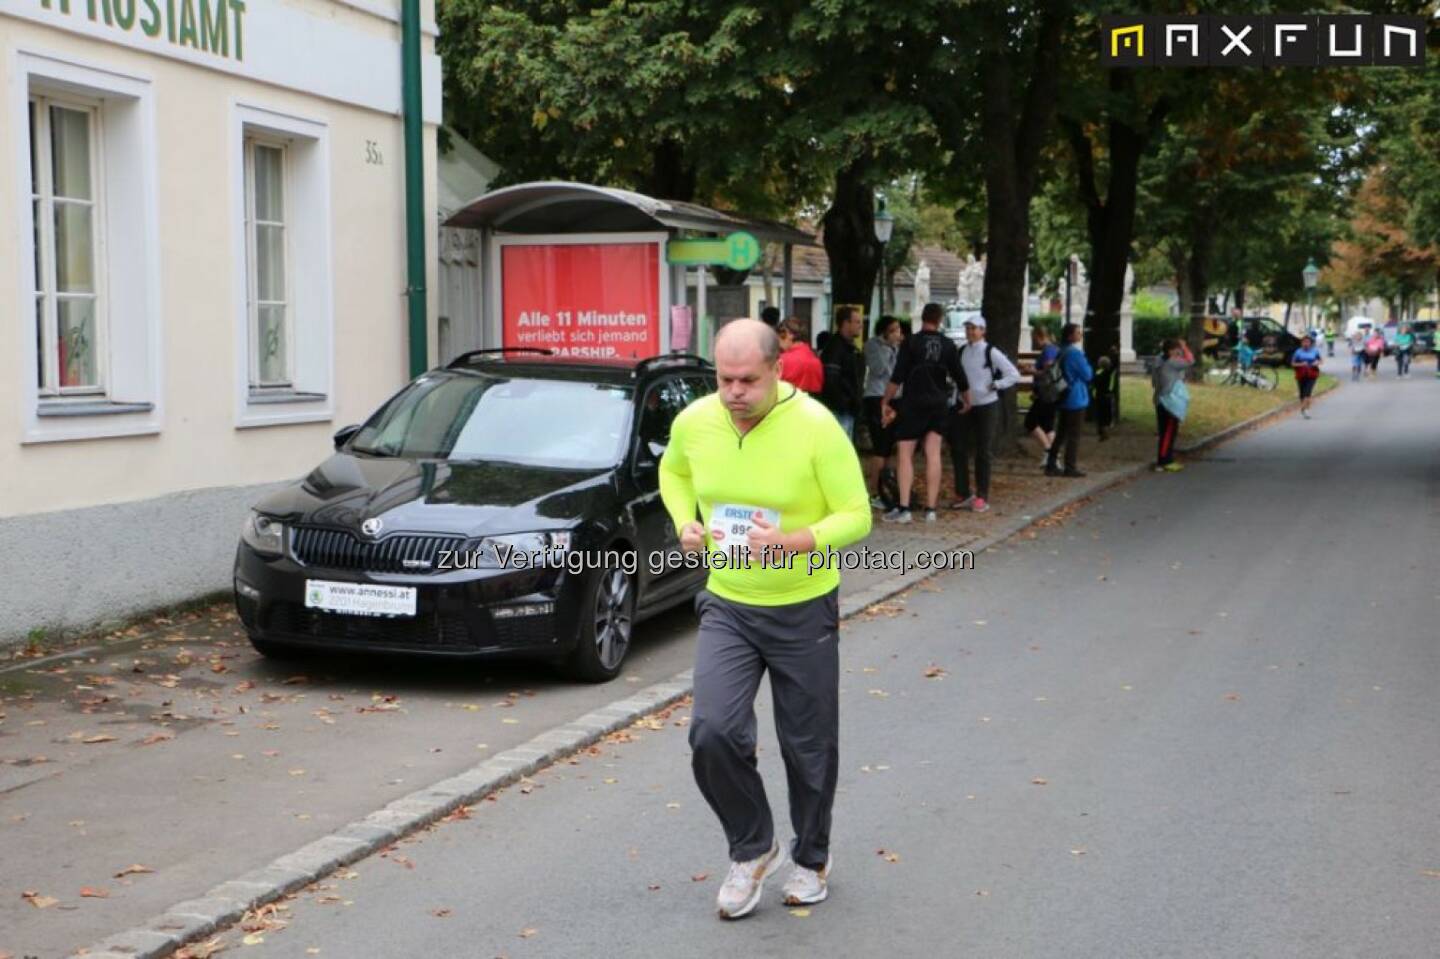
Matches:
[233,350,716,682]
[1344,316,1375,340]
[1411,320,1436,353]
[1226,316,1303,363]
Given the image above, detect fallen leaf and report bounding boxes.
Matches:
[789,908,811,917]
[289,769,307,776]
[876,849,900,864]
[115,864,154,878]
[22,890,60,908]
[282,675,310,685]
[241,933,265,946]
[390,855,415,870]
[1420,869,1440,879]
[976,889,990,897]
[690,873,709,882]
[647,883,661,892]
[141,732,174,746]
[923,665,948,679]
[1031,777,1049,786]
[82,734,117,744]
[502,718,520,725]
[1070,848,1087,857]
[1224,693,1241,702]
[431,907,452,917]
[80,886,110,898]
[307,950,321,956]
[519,928,538,939]
[603,778,618,785]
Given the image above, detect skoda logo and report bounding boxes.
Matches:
[361,518,384,538]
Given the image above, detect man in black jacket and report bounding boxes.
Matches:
[820,306,865,441]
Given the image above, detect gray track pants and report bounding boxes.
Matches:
[689,588,840,870]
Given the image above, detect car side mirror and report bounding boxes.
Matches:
[634,440,665,472]
[333,424,361,450]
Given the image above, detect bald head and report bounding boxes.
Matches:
[716,319,780,366]
[713,319,782,425]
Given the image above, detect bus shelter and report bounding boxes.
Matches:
[443,182,815,361]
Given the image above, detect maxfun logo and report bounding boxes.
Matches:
[1101,15,1427,67]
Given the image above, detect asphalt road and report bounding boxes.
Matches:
[219,372,1440,959]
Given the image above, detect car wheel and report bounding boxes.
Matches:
[563,564,635,683]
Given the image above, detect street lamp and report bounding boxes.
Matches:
[872,198,894,319]
[1302,257,1320,332]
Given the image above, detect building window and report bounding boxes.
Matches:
[232,104,333,427]
[17,52,162,444]
[30,95,104,397]
[244,139,291,389]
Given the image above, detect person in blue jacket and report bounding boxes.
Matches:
[1045,323,1094,478]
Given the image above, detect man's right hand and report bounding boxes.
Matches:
[679,521,705,553]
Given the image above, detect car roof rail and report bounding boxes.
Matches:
[634,353,714,376]
[446,347,555,369]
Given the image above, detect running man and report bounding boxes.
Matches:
[660,320,872,919]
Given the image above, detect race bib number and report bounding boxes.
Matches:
[708,503,781,548]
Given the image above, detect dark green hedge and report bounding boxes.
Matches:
[1132,315,1188,356]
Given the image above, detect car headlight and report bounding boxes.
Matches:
[476,531,571,568]
[242,511,286,557]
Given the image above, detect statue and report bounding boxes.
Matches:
[914,260,932,307]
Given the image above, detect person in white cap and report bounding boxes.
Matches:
[949,316,1020,513]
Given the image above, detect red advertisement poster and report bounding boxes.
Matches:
[501,243,661,360]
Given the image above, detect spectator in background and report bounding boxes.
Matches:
[863,316,904,511]
[1024,325,1060,462]
[881,303,968,524]
[1046,323,1093,478]
[760,307,781,330]
[1151,338,1193,471]
[820,306,865,441]
[777,318,824,395]
[1092,347,1120,441]
[950,316,1020,514]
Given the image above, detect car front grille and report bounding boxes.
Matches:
[266,601,475,649]
[290,526,464,574]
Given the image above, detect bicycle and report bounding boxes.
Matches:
[1203,352,1278,391]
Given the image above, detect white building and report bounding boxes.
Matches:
[0,0,442,642]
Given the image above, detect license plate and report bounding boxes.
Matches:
[304,580,416,618]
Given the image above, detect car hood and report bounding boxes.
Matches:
[252,454,618,537]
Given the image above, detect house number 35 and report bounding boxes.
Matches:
[365,140,384,165]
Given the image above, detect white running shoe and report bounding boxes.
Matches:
[717,840,786,919]
[924,509,938,524]
[782,854,833,906]
[882,508,913,524]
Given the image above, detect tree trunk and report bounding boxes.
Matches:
[821,159,880,316]
[1184,214,1215,366]
[1062,71,1169,407]
[1234,285,1246,313]
[977,4,1066,363]
[975,4,1066,441]
[642,138,697,201]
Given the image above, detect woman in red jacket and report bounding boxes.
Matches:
[777,317,824,395]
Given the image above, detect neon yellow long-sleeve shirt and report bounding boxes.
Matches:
[659,384,872,606]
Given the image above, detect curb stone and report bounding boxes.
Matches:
[75,405,1291,959]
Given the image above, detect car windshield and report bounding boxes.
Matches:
[350,373,634,469]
